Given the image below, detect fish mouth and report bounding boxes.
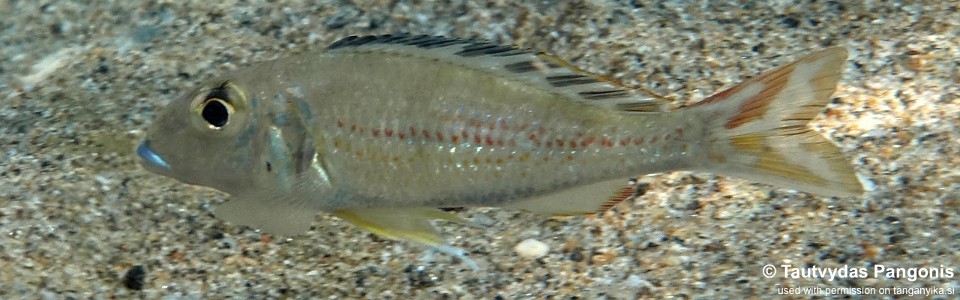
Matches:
[136,140,171,171]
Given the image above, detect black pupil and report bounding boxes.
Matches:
[201,99,229,128]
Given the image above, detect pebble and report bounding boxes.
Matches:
[514,239,549,259]
[122,265,146,290]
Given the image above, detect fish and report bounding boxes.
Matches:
[136,34,863,268]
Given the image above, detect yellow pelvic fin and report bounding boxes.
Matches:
[333,208,477,269]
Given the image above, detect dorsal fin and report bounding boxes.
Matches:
[326,34,666,113]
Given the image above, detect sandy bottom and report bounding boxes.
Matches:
[1,1,958,298]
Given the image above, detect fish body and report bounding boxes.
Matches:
[137,35,863,267]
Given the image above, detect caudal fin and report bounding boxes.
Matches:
[689,47,863,197]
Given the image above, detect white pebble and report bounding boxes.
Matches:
[514,239,549,259]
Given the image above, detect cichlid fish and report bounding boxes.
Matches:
[137,35,863,267]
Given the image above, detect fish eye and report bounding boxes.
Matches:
[190,80,247,133]
[200,98,234,129]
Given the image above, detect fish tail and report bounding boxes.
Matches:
[688,47,863,196]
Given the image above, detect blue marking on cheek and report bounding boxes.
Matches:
[234,95,259,148]
[271,92,291,126]
[267,127,294,191]
[295,98,313,121]
[273,112,287,126]
[234,124,257,147]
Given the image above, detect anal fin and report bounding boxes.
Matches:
[503,178,646,216]
[333,208,477,269]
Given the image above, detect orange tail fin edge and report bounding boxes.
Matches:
[690,47,863,197]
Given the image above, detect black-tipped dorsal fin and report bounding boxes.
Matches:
[326,34,666,113]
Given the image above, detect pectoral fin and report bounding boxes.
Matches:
[333,208,477,269]
[214,194,319,236]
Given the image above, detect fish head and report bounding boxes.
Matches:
[137,79,267,193]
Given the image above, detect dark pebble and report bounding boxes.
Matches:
[122,265,146,290]
[781,16,800,28]
[569,249,584,262]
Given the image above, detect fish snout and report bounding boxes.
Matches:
[136,140,171,171]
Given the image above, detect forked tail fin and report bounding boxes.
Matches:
[689,47,863,197]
